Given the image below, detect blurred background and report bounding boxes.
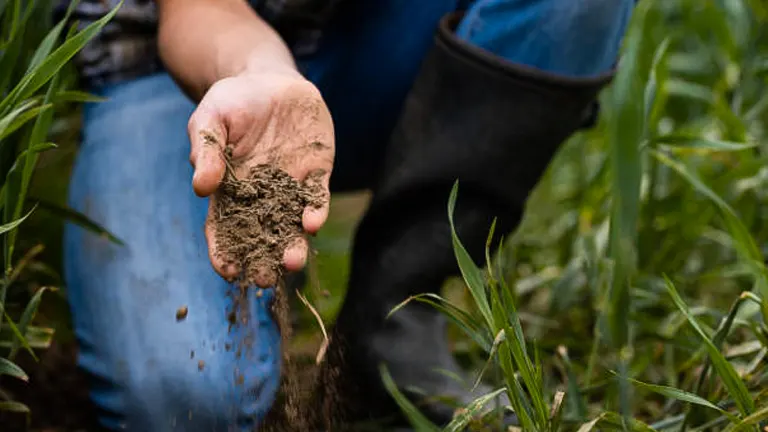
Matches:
[2,0,768,431]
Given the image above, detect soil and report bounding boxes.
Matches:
[212,162,324,288]
[211,157,346,430]
[0,341,101,432]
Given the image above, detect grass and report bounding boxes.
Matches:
[0,0,124,426]
[2,0,768,431]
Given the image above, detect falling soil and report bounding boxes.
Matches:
[210,152,347,430]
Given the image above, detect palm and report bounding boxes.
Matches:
[187,71,335,286]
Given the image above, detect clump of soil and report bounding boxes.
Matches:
[212,162,325,287]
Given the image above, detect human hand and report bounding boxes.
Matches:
[187,68,334,287]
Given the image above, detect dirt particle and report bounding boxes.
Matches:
[225,343,232,352]
[176,306,188,321]
[190,350,195,359]
[310,141,329,151]
[197,360,205,372]
[200,130,219,147]
[236,374,245,386]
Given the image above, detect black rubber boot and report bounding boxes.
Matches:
[325,12,614,430]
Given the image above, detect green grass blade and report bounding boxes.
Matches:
[8,286,56,359]
[0,325,54,350]
[34,198,124,245]
[388,293,491,352]
[558,346,588,421]
[606,0,655,350]
[578,416,603,432]
[447,181,494,330]
[0,356,27,381]
[472,329,505,391]
[0,98,39,140]
[380,364,442,432]
[24,9,69,75]
[0,103,52,141]
[645,36,672,128]
[664,277,755,416]
[655,134,757,152]
[0,0,21,50]
[5,73,58,268]
[2,311,36,361]
[666,79,715,104]
[443,388,506,432]
[51,90,107,104]
[625,376,736,420]
[0,205,33,235]
[0,401,29,413]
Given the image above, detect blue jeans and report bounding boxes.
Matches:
[64,0,632,430]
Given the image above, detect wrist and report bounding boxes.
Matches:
[238,53,302,81]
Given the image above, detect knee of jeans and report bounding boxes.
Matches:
[118,350,281,430]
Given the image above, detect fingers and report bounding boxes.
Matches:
[302,168,331,234]
[189,106,227,197]
[283,237,308,272]
[204,202,240,281]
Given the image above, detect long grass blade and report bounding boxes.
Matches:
[664,277,755,416]
[8,286,56,359]
[625,376,735,419]
[2,311,36,361]
[379,364,442,432]
[34,198,124,245]
[388,293,491,352]
[447,181,493,330]
[0,357,27,381]
[443,388,506,432]
[0,206,33,235]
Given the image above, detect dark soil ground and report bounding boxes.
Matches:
[1,341,101,432]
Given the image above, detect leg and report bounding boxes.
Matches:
[328,0,634,428]
[64,73,281,431]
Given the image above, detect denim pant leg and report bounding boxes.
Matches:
[64,73,281,431]
[456,0,635,76]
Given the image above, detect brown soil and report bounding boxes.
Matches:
[211,157,346,430]
[212,162,324,287]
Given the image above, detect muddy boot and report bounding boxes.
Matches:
[326,12,614,430]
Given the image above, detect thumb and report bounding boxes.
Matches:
[188,105,227,197]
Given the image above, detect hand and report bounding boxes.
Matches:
[187,68,334,287]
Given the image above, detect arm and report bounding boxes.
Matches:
[156,0,299,101]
